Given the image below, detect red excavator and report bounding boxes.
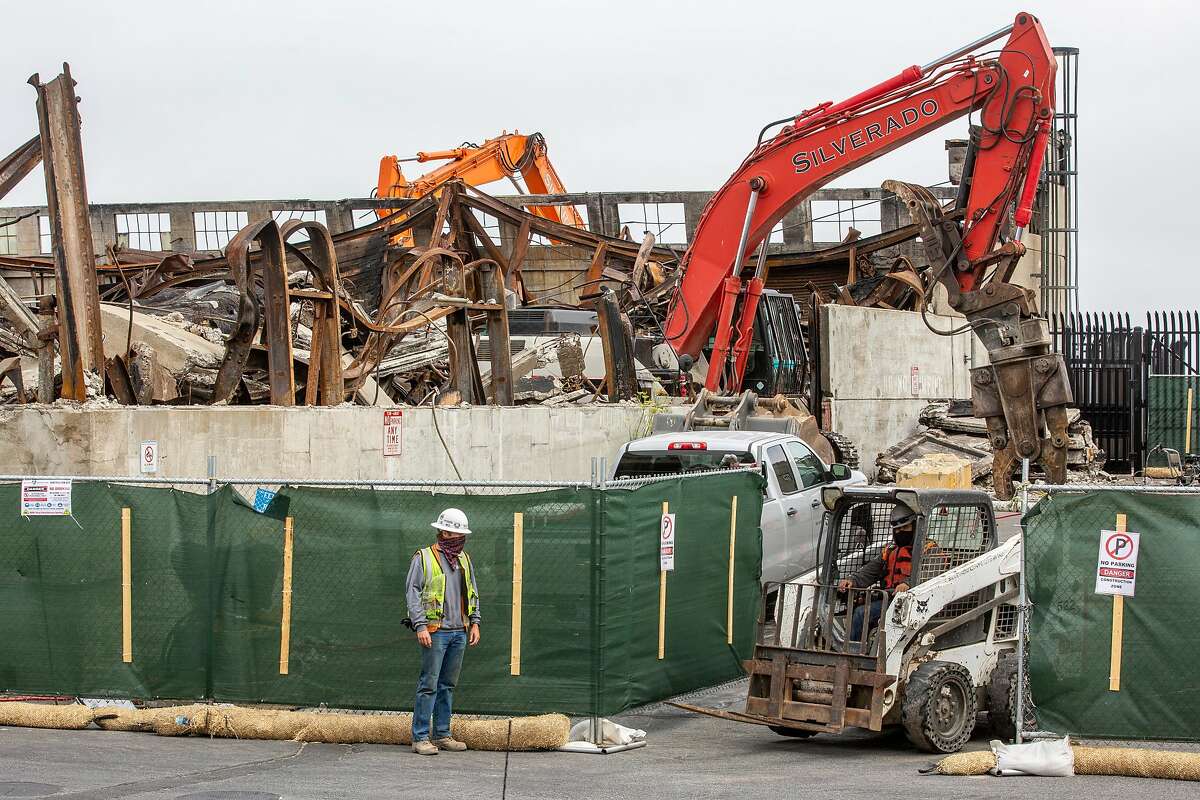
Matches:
[663,12,1070,499]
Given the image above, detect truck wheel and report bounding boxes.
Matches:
[988,649,1033,741]
[821,430,859,469]
[768,725,816,738]
[901,661,977,753]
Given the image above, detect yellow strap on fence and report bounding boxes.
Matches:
[121,507,132,664]
[727,495,737,645]
[511,512,524,676]
[280,516,294,675]
[1109,513,1127,692]
[659,501,668,661]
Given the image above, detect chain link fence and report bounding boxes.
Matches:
[1019,483,1200,742]
[0,468,764,727]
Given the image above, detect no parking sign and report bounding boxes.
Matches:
[1095,529,1140,597]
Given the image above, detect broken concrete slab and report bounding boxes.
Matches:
[897,453,972,489]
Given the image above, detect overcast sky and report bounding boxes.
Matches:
[2,0,1194,315]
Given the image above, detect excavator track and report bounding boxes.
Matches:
[821,430,860,469]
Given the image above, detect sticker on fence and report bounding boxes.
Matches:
[20,479,72,516]
[660,512,676,571]
[1095,528,1140,597]
[140,441,159,474]
[383,410,403,457]
[253,488,278,514]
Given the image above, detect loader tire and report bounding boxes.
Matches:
[901,661,977,753]
[989,649,1033,742]
[768,725,817,738]
[821,430,860,469]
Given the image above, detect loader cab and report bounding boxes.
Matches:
[815,488,999,651]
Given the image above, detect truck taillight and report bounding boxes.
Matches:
[667,441,707,451]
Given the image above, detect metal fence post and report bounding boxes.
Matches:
[1015,458,1030,743]
[204,454,218,702]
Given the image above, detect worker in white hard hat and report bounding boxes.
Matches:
[405,507,481,755]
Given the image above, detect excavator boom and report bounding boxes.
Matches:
[375,131,585,230]
[663,12,1070,498]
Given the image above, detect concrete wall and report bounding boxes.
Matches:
[820,304,981,478]
[0,404,659,484]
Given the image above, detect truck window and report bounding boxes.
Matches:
[614,449,754,478]
[785,440,825,488]
[766,444,799,495]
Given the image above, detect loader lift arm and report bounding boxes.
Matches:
[663,12,1070,498]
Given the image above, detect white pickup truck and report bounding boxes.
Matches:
[612,430,867,584]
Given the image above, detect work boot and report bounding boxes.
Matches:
[434,737,467,751]
[412,740,439,755]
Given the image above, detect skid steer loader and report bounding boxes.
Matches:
[674,486,1026,753]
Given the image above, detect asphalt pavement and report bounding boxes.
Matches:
[2,681,1198,800]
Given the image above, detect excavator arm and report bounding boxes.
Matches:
[663,12,1070,498]
[375,131,585,229]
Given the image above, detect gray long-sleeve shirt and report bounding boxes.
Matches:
[405,547,481,632]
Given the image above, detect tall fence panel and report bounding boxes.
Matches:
[0,472,764,718]
[1023,487,1200,741]
[0,483,212,700]
[599,473,762,712]
[1051,312,1141,473]
[1053,311,1200,473]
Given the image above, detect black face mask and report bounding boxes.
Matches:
[892,526,915,548]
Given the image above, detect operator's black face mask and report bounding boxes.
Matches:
[892,525,915,548]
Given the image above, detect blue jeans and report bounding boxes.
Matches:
[413,628,467,742]
[849,598,885,650]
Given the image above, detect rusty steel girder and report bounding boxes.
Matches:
[213,218,294,405]
[886,179,1073,499]
[280,219,345,406]
[31,64,105,401]
[0,135,41,203]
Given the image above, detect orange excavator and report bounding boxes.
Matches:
[375,131,585,244]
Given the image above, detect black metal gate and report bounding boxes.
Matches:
[1052,311,1200,474]
[1052,313,1142,474]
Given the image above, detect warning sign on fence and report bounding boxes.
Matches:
[383,410,403,457]
[1095,528,1140,597]
[20,479,72,517]
[660,513,676,572]
[140,440,159,474]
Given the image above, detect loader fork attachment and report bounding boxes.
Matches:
[885,180,1073,499]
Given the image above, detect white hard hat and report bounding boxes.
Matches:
[432,507,471,536]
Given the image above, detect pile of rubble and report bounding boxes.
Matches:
[876,399,1109,489]
[0,66,682,409]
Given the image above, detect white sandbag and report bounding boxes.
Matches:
[568,718,646,746]
[990,737,1075,777]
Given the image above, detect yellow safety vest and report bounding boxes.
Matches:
[417,546,478,630]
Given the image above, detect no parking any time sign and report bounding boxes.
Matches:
[1095,528,1140,597]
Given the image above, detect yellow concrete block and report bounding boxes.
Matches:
[896,453,972,489]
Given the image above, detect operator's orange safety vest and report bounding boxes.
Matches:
[880,540,938,590]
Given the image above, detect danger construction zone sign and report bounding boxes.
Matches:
[1095,529,1140,597]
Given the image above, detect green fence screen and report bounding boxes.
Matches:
[0,473,763,718]
[1147,375,1199,456]
[1024,490,1200,740]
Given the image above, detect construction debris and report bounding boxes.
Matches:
[877,400,1106,489]
[0,168,681,408]
[0,63,689,409]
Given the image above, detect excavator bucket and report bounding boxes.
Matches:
[883,180,1073,499]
